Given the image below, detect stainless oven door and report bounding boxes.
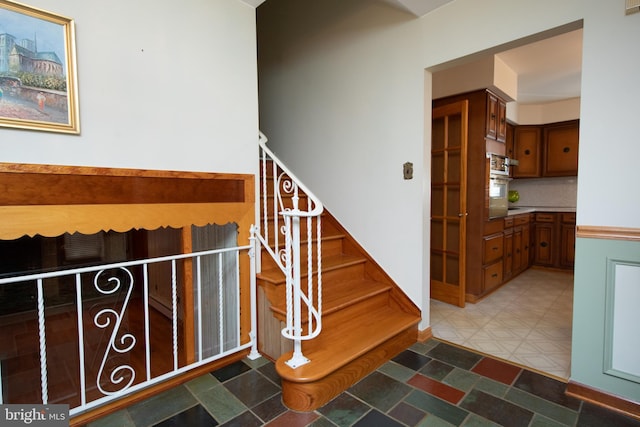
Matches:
[488,175,509,218]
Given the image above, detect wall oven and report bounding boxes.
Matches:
[487,153,509,219]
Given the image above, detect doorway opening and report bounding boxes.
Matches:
[428,24,583,380]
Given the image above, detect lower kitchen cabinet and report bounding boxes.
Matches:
[533,212,576,269]
[482,232,504,293]
[560,213,576,268]
[504,213,531,280]
[533,213,555,266]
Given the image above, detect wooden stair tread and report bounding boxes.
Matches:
[257,253,365,285]
[276,306,420,383]
[270,279,391,317]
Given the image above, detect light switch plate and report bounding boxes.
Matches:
[403,162,413,180]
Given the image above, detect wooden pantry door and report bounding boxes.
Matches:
[430,100,468,307]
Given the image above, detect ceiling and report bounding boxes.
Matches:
[496,29,583,104]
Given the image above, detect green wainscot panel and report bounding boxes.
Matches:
[572,237,640,402]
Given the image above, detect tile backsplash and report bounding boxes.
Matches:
[508,176,577,208]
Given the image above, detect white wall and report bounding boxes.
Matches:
[0,0,259,175]
[258,0,426,313]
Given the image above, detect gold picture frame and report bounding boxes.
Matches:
[0,0,79,134]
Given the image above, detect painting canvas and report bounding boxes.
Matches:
[0,0,79,134]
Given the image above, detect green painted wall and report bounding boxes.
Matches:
[572,237,640,401]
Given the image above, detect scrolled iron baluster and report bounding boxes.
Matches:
[93,267,137,396]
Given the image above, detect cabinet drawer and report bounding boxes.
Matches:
[483,261,503,292]
[535,213,555,223]
[504,217,514,228]
[483,233,504,264]
[484,219,504,236]
[561,212,576,223]
[514,214,530,225]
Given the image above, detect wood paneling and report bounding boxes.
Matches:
[0,163,255,240]
[0,163,248,206]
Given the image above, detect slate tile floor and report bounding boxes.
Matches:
[87,339,640,427]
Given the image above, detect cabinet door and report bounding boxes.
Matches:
[497,98,507,142]
[503,230,513,279]
[486,92,499,141]
[513,126,542,177]
[534,223,555,266]
[513,227,522,272]
[561,214,576,270]
[543,120,579,176]
[521,224,531,269]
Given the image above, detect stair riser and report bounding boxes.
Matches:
[257,261,366,290]
[269,288,392,325]
[259,238,344,271]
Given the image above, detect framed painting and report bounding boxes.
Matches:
[0,0,79,134]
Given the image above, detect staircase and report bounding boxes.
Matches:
[255,135,421,411]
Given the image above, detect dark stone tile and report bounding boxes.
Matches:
[391,349,432,371]
[513,370,580,410]
[404,389,469,426]
[224,370,280,407]
[128,385,198,427]
[219,410,263,427]
[307,416,337,427]
[258,361,282,387]
[460,389,533,427]
[388,401,427,426]
[154,404,218,426]
[251,392,286,423]
[317,392,371,426]
[420,359,455,380]
[426,342,483,370]
[577,401,640,427]
[349,371,412,411]
[210,360,252,382]
[506,388,578,426]
[352,409,404,427]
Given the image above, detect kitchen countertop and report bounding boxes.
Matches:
[506,206,576,216]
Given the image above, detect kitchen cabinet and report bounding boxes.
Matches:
[486,90,507,143]
[482,232,504,293]
[533,213,555,266]
[543,120,579,176]
[504,214,531,280]
[512,120,579,178]
[533,212,575,269]
[560,212,576,268]
[513,126,542,178]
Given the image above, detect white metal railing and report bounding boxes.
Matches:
[0,243,258,416]
[256,132,324,368]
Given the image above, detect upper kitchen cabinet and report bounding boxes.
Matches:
[486,90,507,143]
[511,120,579,178]
[543,120,579,176]
[513,126,542,178]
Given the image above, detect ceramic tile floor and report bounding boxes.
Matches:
[86,339,640,426]
[430,268,574,379]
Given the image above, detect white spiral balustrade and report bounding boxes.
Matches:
[256,132,324,368]
[0,244,256,416]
